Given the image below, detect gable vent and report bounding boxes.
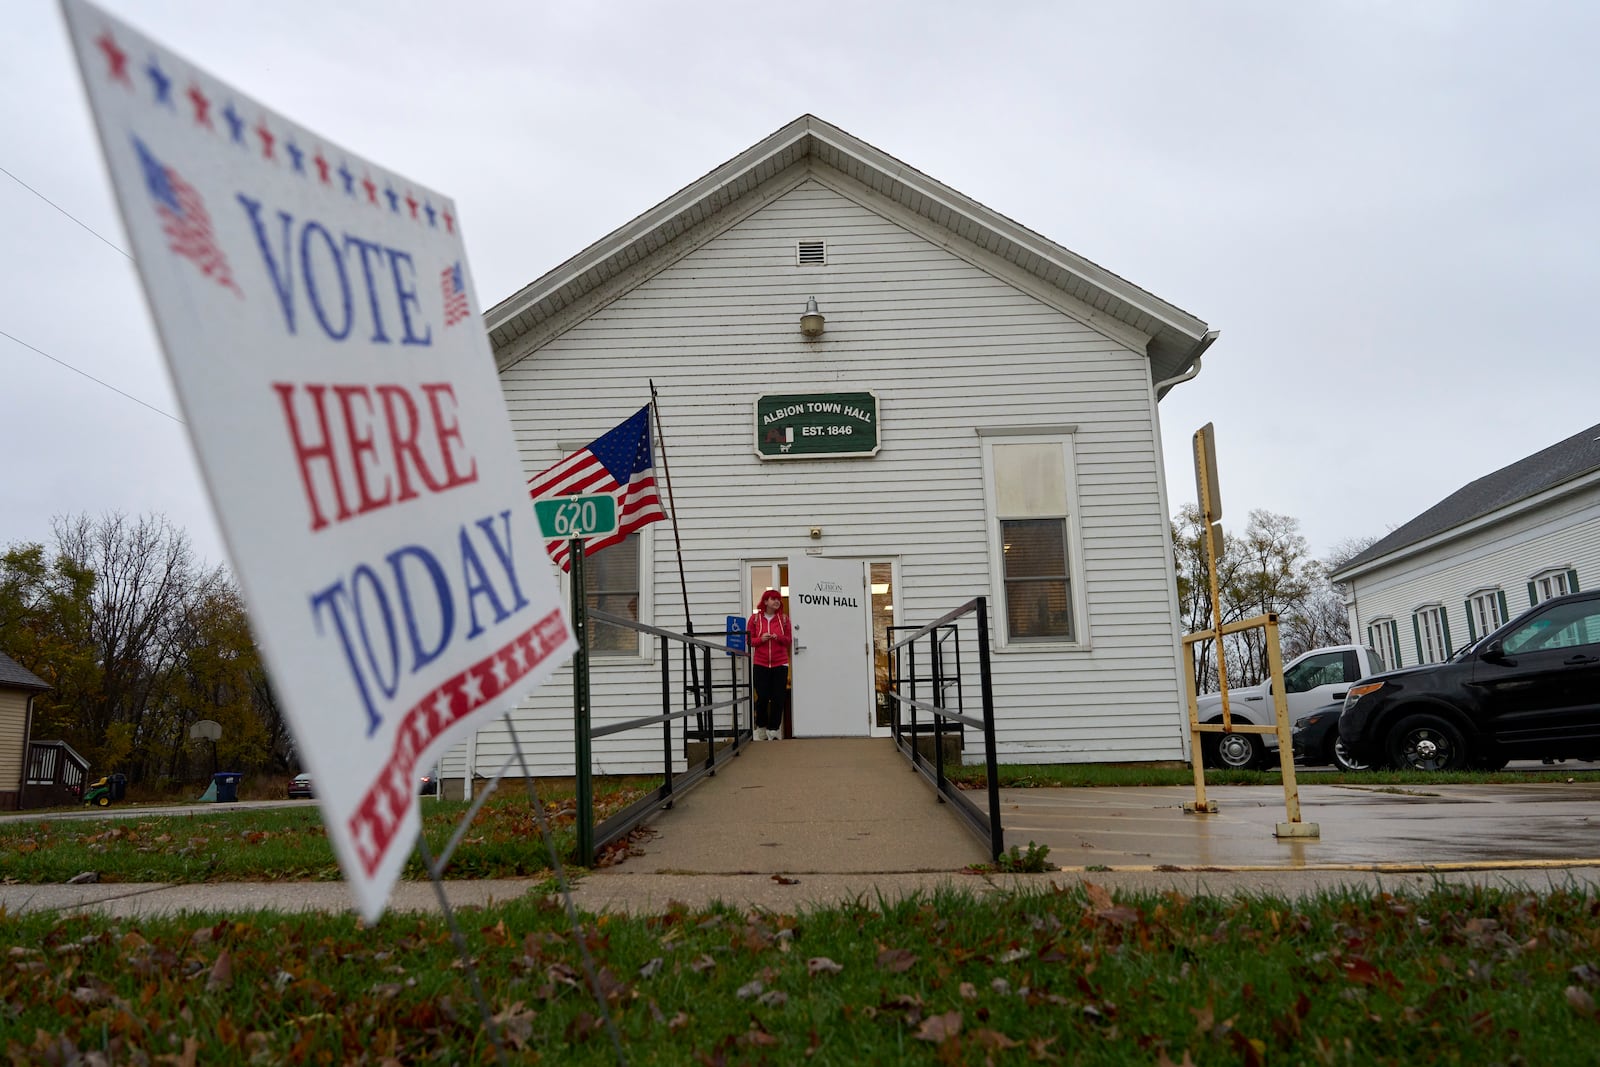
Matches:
[795,240,827,266]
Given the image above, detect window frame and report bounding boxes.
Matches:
[1412,602,1452,664]
[563,527,654,661]
[1463,586,1507,644]
[1528,567,1579,605]
[1368,616,1401,670]
[978,429,1088,652]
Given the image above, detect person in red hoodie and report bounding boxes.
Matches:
[747,588,792,740]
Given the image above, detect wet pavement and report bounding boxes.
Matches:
[4,741,1600,917]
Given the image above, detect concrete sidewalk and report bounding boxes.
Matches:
[5,738,1600,918]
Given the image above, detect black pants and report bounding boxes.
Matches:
[753,664,787,733]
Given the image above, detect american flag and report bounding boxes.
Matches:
[528,405,666,570]
[441,261,470,326]
[133,138,240,295]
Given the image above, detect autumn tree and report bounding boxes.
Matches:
[3,513,288,785]
[1173,506,1348,693]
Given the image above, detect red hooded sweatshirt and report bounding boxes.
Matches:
[747,590,792,668]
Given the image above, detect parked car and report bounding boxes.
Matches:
[1291,702,1372,772]
[418,773,437,796]
[1340,589,1600,770]
[288,773,313,799]
[1195,644,1388,768]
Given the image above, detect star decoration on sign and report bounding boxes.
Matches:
[187,83,211,127]
[83,27,458,239]
[145,57,172,106]
[96,32,131,86]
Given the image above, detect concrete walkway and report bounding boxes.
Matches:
[6,739,1600,918]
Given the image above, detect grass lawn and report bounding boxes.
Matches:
[6,881,1600,1064]
[0,777,661,885]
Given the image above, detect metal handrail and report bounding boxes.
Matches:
[886,597,1003,861]
[578,608,753,863]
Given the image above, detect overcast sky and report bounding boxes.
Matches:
[7,0,1598,574]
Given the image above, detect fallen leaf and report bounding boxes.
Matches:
[736,980,765,1000]
[877,947,918,973]
[808,957,843,976]
[205,949,233,993]
[913,1010,963,1043]
[771,874,800,885]
[973,1028,1021,1052]
[1567,986,1596,1016]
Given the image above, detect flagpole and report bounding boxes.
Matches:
[648,380,702,702]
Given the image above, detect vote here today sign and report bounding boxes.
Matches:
[62,0,576,920]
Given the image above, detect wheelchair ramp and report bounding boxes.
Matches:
[600,738,990,875]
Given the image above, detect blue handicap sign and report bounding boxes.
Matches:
[725,615,747,655]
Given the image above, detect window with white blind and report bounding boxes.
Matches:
[1413,604,1451,664]
[981,432,1086,649]
[570,532,653,658]
[1464,587,1507,643]
[1529,567,1579,605]
[1368,617,1401,670]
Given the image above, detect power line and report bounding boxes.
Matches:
[0,163,132,260]
[2,164,180,423]
[0,328,182,424]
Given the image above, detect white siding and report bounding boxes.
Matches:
[0,690,27,793]
[1345,489,1600,665]
[467,178,1186,776]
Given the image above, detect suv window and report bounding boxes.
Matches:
[1283,652,1345,693]
[1501,599,1600,655]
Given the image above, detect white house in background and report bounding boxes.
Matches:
[1330,421,1600,668]
[456,114,1217,780]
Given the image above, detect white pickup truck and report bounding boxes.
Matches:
[1194,644,1388,769]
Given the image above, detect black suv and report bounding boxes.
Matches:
[1339,589,1600,770]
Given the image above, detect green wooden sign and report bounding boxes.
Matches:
[754,391,880,459]
[533,493,618,539]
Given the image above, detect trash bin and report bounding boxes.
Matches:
[212,772,242,803]
[109,773,127,802]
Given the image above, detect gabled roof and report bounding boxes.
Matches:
[486,114,1216,390]
[1332,421,1600,578]
[0,649,48,691]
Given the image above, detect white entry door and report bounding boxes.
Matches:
[787,555,871,736]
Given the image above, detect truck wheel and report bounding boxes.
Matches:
[1330,736,1371,773]
[1205,728,1265,770]
[1386,713,1468,772]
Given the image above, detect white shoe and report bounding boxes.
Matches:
[754,727,767,741]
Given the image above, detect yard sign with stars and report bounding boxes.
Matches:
[61,0,576,921]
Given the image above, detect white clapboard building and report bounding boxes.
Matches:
[448,115,1217,782]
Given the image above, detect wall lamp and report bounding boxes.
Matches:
[799,296,826,338]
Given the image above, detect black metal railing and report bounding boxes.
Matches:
[20,739,90,809]
[579,608,752,863]
[887,596,1003,861]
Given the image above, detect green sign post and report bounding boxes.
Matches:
[533,492,617,864]
[534,493,618,540]
[754,391,880,459]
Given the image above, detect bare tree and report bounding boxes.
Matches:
[48,513,205,777]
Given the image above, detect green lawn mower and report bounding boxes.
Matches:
[82,773,127,807]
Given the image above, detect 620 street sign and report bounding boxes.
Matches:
[534,494,619,539]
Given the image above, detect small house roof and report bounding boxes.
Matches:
[0,649,48,691]
[486,114,1216,391]
[1332,421,1600,579]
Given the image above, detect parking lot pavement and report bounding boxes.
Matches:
[997,780,1600,871]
